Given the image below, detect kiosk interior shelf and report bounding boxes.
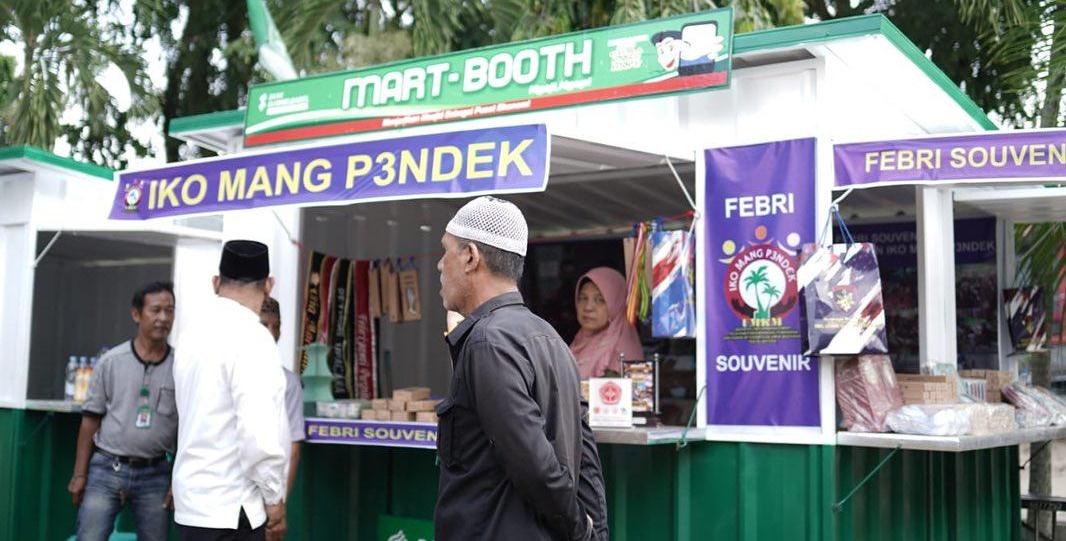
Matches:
[837,426,1066,452]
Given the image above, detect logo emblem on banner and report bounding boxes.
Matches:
[719,233,801,344]
[123,181,144,211]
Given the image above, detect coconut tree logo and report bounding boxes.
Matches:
[742,264,784,320]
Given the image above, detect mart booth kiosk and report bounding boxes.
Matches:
[97,12,1058,541]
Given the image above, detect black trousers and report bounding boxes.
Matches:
[177,510,265,541]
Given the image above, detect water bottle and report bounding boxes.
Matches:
[75,357,89,402]
[64,356,77,401]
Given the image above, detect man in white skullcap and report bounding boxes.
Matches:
[434,196,607,541]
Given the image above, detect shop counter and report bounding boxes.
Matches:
[23,400,82,413]
[590,425,703,445]
[837,426,1066,452]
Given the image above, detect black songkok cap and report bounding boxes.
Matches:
[219,240,270,281]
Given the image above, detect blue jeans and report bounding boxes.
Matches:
[76,451,171,541]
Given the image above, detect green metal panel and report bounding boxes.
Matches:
[835,445,1019,541]
[0,406,1025,541]
[0,408,82,541]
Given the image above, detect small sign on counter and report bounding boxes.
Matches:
[589,378,633,428]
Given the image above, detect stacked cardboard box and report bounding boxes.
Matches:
[895,374,957,404]
[360,387,440,423]
[959,370,1012,402]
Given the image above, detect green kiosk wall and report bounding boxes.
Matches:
[0,408,1019,541]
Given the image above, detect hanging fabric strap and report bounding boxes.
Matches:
[818,204,856,247]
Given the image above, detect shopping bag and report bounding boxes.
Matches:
[650,227,696,338]
[1003,287,1047,352]
[798,241,888,355]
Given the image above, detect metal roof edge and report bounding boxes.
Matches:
[0,145,114,181]
[169,109,246,135]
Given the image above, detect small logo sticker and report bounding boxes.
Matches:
[123,181,144,211]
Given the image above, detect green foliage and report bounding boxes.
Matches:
[954,0,1065,128]
[0,0,157,168]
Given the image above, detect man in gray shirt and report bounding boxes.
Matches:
[260,296,305,498]
[68,281,177,541]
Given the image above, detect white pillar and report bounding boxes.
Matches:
[0,173,36,407]
[997,218,1016,375]
[916,186,958,372]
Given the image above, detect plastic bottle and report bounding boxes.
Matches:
[64,356,77,401]
[75,357,89,402]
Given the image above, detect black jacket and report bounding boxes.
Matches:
[435,292,608,540]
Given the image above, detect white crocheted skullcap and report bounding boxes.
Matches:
[445,196,528,257]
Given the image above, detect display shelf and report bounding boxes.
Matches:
[836,426,1066,452]
[23,400,82,413]
[592,426,704,446]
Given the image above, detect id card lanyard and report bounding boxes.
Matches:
[135,364,153,429]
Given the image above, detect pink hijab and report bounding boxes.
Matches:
[570,267,644,379]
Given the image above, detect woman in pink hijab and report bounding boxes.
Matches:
[570,267,644,379]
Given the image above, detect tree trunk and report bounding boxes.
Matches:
[1027,351,1053,539]
[1040,9,1064,129]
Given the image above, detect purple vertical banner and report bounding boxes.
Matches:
[704,138,820,426]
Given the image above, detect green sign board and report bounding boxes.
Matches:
[378,514,435,541]
[245,8,733,146]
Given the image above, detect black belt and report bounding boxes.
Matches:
[95,449,167,468]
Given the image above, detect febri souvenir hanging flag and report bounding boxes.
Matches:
[352,260,377,399]
[299,252,326,373]
[330,259,353,399]
[367,261,382,319]
[650,224,696,338]
[318,255,338,342]
[797,209,889,355]
[624,223,652,326]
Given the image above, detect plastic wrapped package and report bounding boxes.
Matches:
[886,405,972,436]
[1002,383,1053,428]
[965,403,1018,435]
[836,355,903,432]
[1030,386,1066,425]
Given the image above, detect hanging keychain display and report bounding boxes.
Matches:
[399,257,423,322]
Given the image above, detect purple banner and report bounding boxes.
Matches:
[704,138,820,427]
[304,418,437,449]
[110,124,549,219]
[846,218,996,269]
[835,129,1066,187]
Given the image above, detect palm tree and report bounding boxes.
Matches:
[411,0,805,56]
[744,265,770,319]
[951,5,1063,536]
[0,0,155,167]
[954,0,1064,127]
[762,282,782,314]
